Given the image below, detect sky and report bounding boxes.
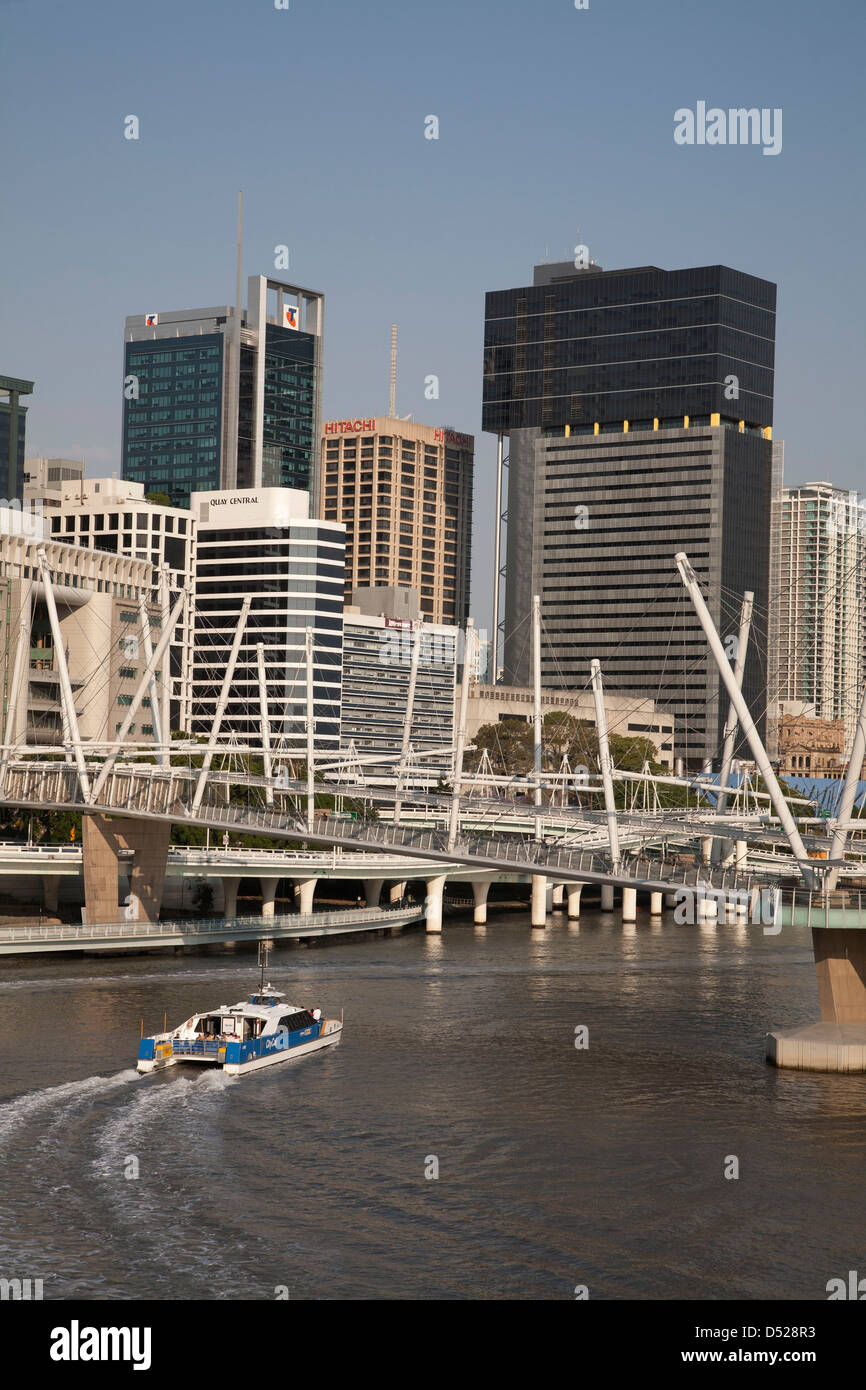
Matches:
[2,0,864,636]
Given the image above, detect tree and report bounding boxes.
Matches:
[465,714,699,810]
[145,490,173,507]
[191,881,214,916]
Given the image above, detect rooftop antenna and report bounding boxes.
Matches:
[224,190,243,489]
[389,323,397,419]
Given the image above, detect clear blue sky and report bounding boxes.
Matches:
[2,0,863,633]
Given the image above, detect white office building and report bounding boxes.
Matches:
[23,456,85,513]
[49,477,195,731]
[340,588,458,781]
[191,488,345,750]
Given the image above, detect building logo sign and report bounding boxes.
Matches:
[210,495,259,506]
[433,428,472,448]
[145,314,159,327]
[323,419,377,435]
[283,304,299,330]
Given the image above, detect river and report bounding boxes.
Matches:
[0,907,862,1300]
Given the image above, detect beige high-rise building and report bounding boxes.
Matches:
[773,482,866,748]
[319,416,473,625]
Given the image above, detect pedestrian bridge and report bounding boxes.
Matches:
[0,758,776,906]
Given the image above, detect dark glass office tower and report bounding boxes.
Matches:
[122,276,323,510]
[482,261,779,767]
[122,333,223,506]
[0,375,34,501]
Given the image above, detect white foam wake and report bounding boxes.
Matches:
[0,1069,139,1151]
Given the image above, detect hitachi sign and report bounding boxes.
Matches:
[434,428,472,448]
[323,419,377,435]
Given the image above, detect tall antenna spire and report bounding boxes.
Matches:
[224,191,243,489]
[235,190,243,332]
[389,323,397,419]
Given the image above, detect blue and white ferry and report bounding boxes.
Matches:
[137,984,343,1076]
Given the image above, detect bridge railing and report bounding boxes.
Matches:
[0,903,420,945]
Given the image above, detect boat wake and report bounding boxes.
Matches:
[0,1069,139,1153]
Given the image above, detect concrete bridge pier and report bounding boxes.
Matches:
[365,878,384,908]
[567,885,583,919]
[389,881,407,905]
[223,876,240,920]
[736,840,748,870]
[425,875,446,933]
[701,837,714,865]
[600,884,615,911]
[260,877,280,919]
[551,884,565,909]
[472,880,489,925]
[530,874,548,928]
[769,926,866,1071]
[650,891,663,915]
[295,878,316,915]
[622,886,637,921]
[43,875,60,915]
[664,892,678,908]
[82,814,170,925]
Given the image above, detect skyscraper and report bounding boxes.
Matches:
[773,482,866,748]
[319,416,473,624]
[482,260,778,767]
[190,488,345,750]
[122,276,323,509]
[0,375,34,501]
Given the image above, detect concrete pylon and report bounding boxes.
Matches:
[365,878,384,908]
[82,814,170,925]
[769,926,866,1070]
[601,884,615,911]
[389,881,407,905]
[622,886,637,921]
[296,878,316,915]
[472,880,490,925]
[650,891,663,915]
[43,875,60,914]
[567,885,583,919]
[531,874,548,928]
[425,875,446,933]
[551,884,565,908]
[223,876,240,920]
[260,877,280,919]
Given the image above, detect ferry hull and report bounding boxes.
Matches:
[223,1024,341,1074]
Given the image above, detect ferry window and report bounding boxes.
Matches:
[279,1011,315,1032]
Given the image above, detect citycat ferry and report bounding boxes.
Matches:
[137,942,342,1076]
[137,984,343,1076]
